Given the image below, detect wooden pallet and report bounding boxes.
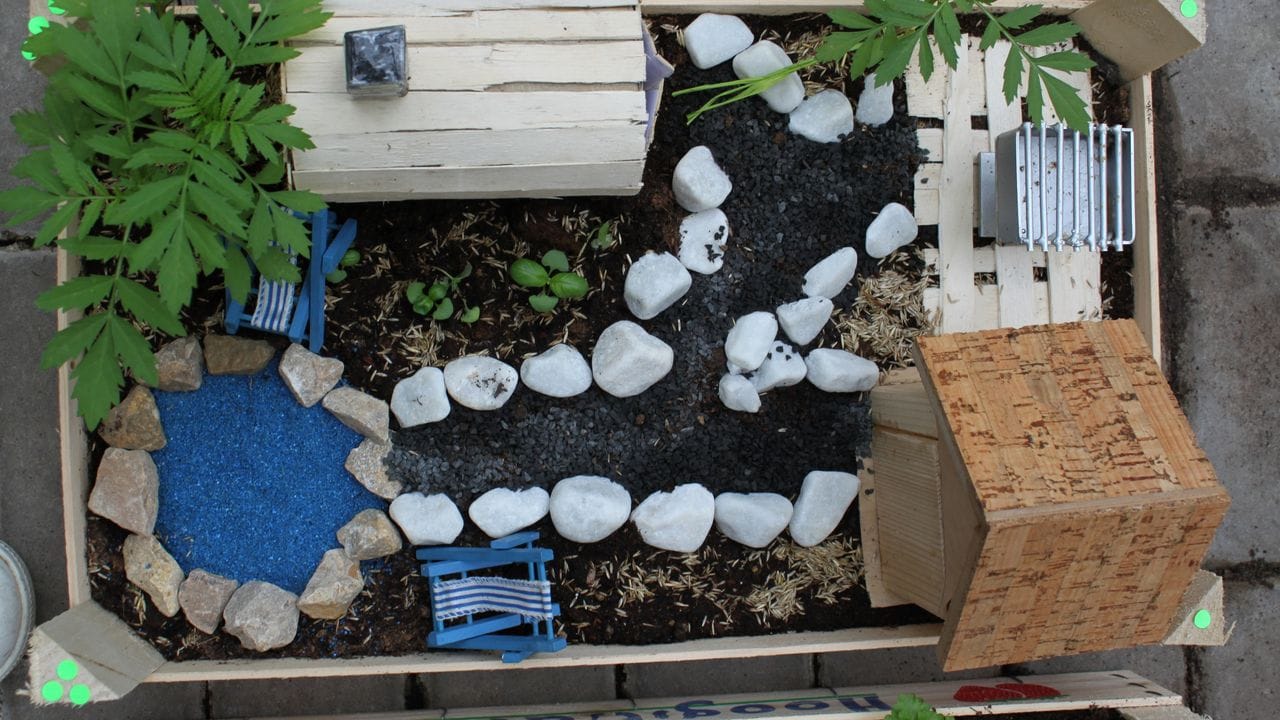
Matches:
[909,37,1104,335]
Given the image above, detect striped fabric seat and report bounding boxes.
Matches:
[249,278,297,333]
[432,577,554,621]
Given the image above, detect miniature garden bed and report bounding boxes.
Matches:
[44,0,1167,688]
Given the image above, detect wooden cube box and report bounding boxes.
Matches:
[868,320,1229,671]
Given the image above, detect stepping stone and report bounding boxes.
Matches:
[520,345,593,398]
[777,296,834,345]
[715,492,793,548]
[672,145,732,213]
[790,470,860,547]
[866,202,919,258]
[631,484,716,553]
[391,366,451,427]
[684,13,753,69]
[732,40,804,113]
[468,487,550,538]
[389,492,464,546]
[624,252,692,320]
[805,349,879,393]
[550,475,630,543]
[591,321,674,398]
[789,89,855,143]
[725,311,777,372]
[678,209,730,275]
[802,247,858,299]
[443,356,519,411]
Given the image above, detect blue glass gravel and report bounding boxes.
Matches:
[151,360,383,594]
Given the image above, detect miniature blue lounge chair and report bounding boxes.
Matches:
[224,209,357,353]
[416,531,567,663]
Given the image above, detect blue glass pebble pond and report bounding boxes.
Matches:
[151,360,383,594]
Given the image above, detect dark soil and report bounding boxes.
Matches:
[995,709,1123,720]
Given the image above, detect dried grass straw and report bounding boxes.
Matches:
[834,248,934,369]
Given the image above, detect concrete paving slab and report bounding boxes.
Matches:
[621,655,813,699]
[0,248,66,623]
[0,660,205,720]
[1195,579,1280,719]
[209,675,408,718]
[421,665,616,709]
[0,0,49,236]
[816,647,996,688]
[1164,205,1280,563]
[1159,1,1280,183]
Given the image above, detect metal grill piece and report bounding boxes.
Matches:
[979,123,1136,252]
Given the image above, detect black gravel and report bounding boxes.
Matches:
[388,44,924,506]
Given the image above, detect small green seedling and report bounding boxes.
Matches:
[590,220,617,250]
[406,263,479,323]
[509,250,589,313]
[325,249,362,283]
[887,694,951,720]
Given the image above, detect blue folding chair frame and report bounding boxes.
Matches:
[417,531,567,663]
[224,210,357,353]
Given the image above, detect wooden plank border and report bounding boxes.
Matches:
[638,0,1094,13]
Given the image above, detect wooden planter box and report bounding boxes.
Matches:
[30,0,1206,702]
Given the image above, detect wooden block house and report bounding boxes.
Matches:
[868,320,1230,671]
[284,0,662,201]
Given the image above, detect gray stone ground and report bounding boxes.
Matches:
[0,0,1276,717]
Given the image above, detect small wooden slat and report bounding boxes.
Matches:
[936,39,977,333]
[871,380,938,438]
[1129,74,1162,363]
[321,0,634,13]
[286,42,645,94]
[292,161,645,202]
[922,246,1048,274]
[294,126,648,172]
[289,91,648,135]
[875,428,946,616]
[55,248,92,607]
[905,38,988,119]
[294,8,642,45]
[856,458,911,608]
[640,0,1093,13]
[913,163,941,225]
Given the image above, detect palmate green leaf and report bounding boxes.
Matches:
[1014,22,1081,47]
[117,277,185,334]
[59,235,129,262]
[55,24,118,86]
[157,233,199,312]
[270,206,311,258]
[1002,48,1024,104]
[106,174,184,226]
[70,327,124,431]
[108,313,159,386]
[197,0,242,60]
[1040,70,1093,132]
[35,275,114,312]
[91,0,140,71]
[39,312,108,370]
[995,5,1042,31]
[828,8,876,30]
[1034,50,1096,73]
[269,190,326,214]
[875,28,920,88]
[816,32,867,64]
[36,201,85,249]
[254,245,301,285]
[0,186,60,227]
[223,242,252,304]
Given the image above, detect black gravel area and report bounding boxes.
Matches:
[388,34,923,504]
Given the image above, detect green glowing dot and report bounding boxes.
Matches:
[1181,0,1199,18]
[41,681,63,703]
[21,49,36,61]
[1194,608,1212,629]
[69,684,91,706]
[56,659,78,681]
[48,0,66,15]
[28,16,50,35]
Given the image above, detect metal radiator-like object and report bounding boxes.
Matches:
[978,123,1135,252]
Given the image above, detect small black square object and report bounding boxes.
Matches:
[344,25,408,97]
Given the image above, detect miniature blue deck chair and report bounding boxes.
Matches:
[223,210,357,353]
[416,531,567,663]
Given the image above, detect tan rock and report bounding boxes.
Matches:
[322,387,390,443]
[151,336,204,391]
[204,334,274,375]
[123,534,183,617]
[98,386,166,451]
[89,448,159,535]
[178,569,239,634]
[297,549,363,620]
[337,509,402,561]
[344,440,401,500]
[279,344,345,407]
[222,581,299,652]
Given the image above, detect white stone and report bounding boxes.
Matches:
[724,311,777,371]
[468,487,550,538]
[278,344,344,408]
[672,146,732,212]
[789,471,860,547]
[550,475,631,543]
[802,247,858,299]
[591,321,674,398]
[865,202,919,258]
[222,581,299,652]
[390,366,450,427]
[322,387,390,443]
[788,89,855,143]
[750,341,807,393]
[718,373,761,413]
[804,349,879,393]
[856,76,895,126]
[714,493,793,548]
[683,13,753,70]
[776,296,834,346]
[630,484,715,553]
[678,209,729,275]
[732,40,805,113]
[520,345,592,398]
[389,492,464,546]
[443,355,519,411]
[624,252,693,320]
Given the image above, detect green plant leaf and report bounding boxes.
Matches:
[510,258,549,288]
[270,189,327,214]
[541,249,570,273]
[428,283,448,301]
[451,262,473,283]
[1025,65,1046,124]
[828,8,875,29]
[1015,22,1080,47]
[39,312,108,370]
[35,275,114,312]
[431,297,454,321]
[528,293,558,313]
[412,297,435,316]
[0,186,60,228]
[917,32,935,82]
[108,313,158,386]
[1040,70,1093,132]
[36,202,84,249]
[58,235,129,262]
[996,5,1044,30]
[197,0,241,59]
[108,175,185,226]
[549,272,588,300]
[157,235,199,313]
[591,221,616,250]
[935,4,961,70]
[979,20,1003,52]
[340,249,361,268]
[70,328,124,431]
[325,268,347,283]
[459,306,480,324]
[224,242,252,304]
[405,281,426,304]
[1033,50,1096,73]
[1002,48,1024,104]
[875,28,920,88]
[117,278,185,335]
